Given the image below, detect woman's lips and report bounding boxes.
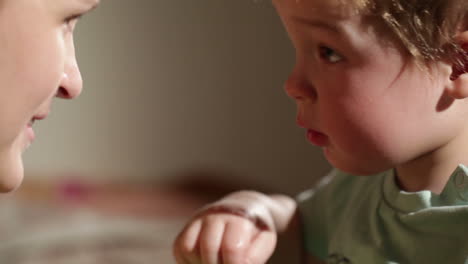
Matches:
[306,129,328,147]
[24,124,35,150]
[26,114,47,142]
[26,123,35,142]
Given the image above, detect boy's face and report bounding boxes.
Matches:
[0,0,99,192]
[273,0,460,175]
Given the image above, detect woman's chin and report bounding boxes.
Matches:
[0,154,24,193]
[0,177,23,193]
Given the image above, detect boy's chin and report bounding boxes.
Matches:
[326,152,390,176]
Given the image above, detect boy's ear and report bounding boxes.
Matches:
[447,31,468,99]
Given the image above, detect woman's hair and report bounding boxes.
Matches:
[346,0,468,67]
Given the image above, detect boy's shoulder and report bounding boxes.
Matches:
[299,167,468,263]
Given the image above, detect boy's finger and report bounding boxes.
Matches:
[245,231,276,264]
[173,248,190,264]
[175,220,203,263]
[199,217,226,264]
[221,218,255,264]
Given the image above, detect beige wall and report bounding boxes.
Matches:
[23,0,330,194]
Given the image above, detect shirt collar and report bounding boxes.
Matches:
[382,164,468,213]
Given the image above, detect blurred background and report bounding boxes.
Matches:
[1,0,331,263]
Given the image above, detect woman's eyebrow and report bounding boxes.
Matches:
[81,0,100,12]
[89,0,101,11]
[89,1,100,11]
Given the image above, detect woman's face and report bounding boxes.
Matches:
[0,0,99,192]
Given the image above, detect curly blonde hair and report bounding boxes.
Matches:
[352,0,468,68]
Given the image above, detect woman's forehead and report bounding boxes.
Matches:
[42,0,99,11]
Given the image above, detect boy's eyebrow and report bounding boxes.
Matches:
[292,16,341,34]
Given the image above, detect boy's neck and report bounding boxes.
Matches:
[395,125,468,194]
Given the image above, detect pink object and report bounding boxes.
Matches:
[58,179,92,202]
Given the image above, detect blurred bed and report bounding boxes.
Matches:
[0,176,211,264]
[0,173,299,264]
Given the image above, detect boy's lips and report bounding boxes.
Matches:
[306,129,329,147]
[296,115,329,146]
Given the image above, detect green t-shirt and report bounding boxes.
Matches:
[297,165,468,263]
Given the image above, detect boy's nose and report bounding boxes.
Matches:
[284,72,317,103]
[56,59,83,99]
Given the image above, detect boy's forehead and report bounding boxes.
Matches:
[273,0,365,19]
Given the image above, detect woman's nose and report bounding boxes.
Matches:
[56,65,83,99]
[284,71,317,103]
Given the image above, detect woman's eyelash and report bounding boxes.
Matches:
[318,46,343,63]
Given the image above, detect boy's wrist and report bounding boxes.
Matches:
[194,191,297,233]
[268,194,297,232]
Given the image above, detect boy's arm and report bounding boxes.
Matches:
[173,191,297,264]
[271,204,326,264]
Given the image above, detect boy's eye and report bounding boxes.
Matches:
[318,46,343,63]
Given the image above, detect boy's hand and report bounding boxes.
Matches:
[173,191,296,264]
[173,212,276,264]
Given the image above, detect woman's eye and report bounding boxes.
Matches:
[318,46,343,63]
